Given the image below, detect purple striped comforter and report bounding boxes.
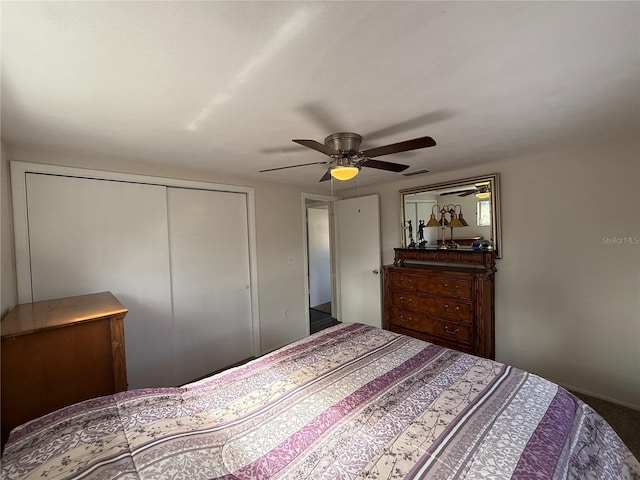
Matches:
[2,323,638,479]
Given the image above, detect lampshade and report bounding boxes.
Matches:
[426,213,441,227]
[458,212,470,227]
[448,214,464,228]
[330,165,359,181]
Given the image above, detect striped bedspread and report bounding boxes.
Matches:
[2,323,638,479]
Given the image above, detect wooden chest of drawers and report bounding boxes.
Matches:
[383,249,495,358]
[1,292,128,447]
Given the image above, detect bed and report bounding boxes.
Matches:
[2,323,638,479]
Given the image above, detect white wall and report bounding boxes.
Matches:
[1,146,325,355]
[307,206,331,307]
[343,136,640,409]
[1,143,18,317]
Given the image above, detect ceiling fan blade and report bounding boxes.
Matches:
[259,161,328,173]
[292,139,339,156]
[319,169,332,182]
[459,190,476,197]
[439,189,475,197]
[361,136,436,158]
[361,158,410,172]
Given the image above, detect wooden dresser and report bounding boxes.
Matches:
[383,248,496,359]
[1,292,128,446]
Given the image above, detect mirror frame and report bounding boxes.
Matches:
[400,173,502,258]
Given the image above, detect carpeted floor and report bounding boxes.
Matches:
[312,302,332,314]
[310,315,340,334]
[572,391,640,460]
[309,303,340,334]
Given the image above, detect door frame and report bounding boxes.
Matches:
[11,161,261,357]
[301,192,339,335]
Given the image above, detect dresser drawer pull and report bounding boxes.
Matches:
[400,277,413,284]
[400,296,412,304]
[443,304,460,313]
[443,283,459,291]
[444,325,460,335]
[399,315,412,323]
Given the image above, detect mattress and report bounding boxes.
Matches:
[2,323,638,479]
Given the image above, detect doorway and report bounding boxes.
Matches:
[302,193,382,334]
[303,194,339,334]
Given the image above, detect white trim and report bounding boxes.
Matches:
[11,160,261,357]
[10,163,31,303]
[245,188,260,356]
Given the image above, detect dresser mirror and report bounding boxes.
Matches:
[400,173,502,258]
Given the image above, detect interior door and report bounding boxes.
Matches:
[167,187,253,383]
[335,194,382,327]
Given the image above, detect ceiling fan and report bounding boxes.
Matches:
[440,181,491,198]
[259,132,436,182]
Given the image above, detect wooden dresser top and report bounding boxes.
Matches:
[393,247,496,270]
[1,291,127,338]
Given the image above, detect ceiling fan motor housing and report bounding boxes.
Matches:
[324,132,362,154]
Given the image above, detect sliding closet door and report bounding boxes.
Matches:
[167,188,253,382]
[17,164,258,388]
[25,173,176,388]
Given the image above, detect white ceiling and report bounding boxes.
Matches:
[2,1,639,190]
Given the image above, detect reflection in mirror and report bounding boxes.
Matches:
[400,174,502,257]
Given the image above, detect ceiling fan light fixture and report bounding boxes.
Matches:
[330,165,360,181]
[476,191,491,199]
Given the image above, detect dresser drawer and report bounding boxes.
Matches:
[390,291,471,322]
[383,262,495,359]
[390,272,471,300]
[390,309,471,345]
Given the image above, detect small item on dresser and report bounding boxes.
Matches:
[405,219,416,248]
[472,239,493,249]
[417,220,428,248]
